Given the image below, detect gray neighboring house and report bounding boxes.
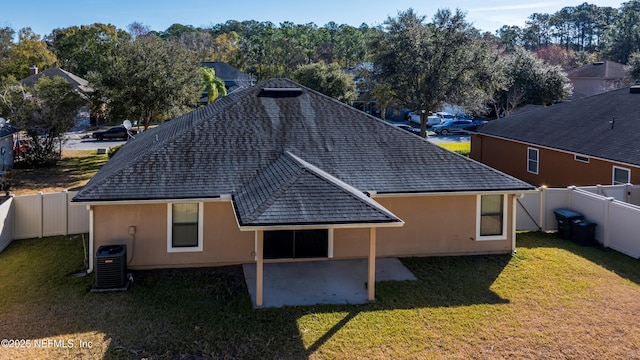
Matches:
[20,67,93,127]
[567,61,629,98]
[0,123,19,172]
[73,78,534,306]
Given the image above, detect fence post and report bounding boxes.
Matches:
[539,187,546,231]
[625,183,631,204]
[10,194,15,240]
[568,186,576,210]
[603,197,615,248]
[64,190,69,236]
[38,191,44,238]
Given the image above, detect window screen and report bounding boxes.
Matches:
[172,203,199,247]
[480,195,504,236]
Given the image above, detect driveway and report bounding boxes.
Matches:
[242,258,417,308]
[63,131,128,151]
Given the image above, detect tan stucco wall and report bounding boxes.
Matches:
[471,134,640,187]
[332,194,513,258]
[93,194,514,269]
[93,201,255,269]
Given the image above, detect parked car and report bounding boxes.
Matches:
[392,123,422,136]
[92,126,137,140]
[408,114,442,126]
[432,119,487,135]
[434,112,455,122]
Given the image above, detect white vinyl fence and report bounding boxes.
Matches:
[0,191,88,251]
[2,186,639,259]
[0,196,14,252]
[517,185,640,259]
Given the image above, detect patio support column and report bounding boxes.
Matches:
[368,227,376,301]
[256,230,264,307]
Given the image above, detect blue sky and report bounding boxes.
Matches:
[1,0,625,37]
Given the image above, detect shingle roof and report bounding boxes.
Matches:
[476,86,640,166]
[566,60,626,79]
[233,152,402,227]
[20,68,93,94]
[73,78,532,203]
[0,123,18,138]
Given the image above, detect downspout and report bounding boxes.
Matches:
[88,206,94,273]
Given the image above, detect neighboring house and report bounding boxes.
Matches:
[73,79,533,306]
[0,122,19,172]
[471,85,640,188]
[20,67,93,128]
[200,61,256,95]
[566,61,628,98]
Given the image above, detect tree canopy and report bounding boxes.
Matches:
[88,36,201,129]
[1,1,639,138]
[0,76,85,166]
[369,8,499,134]
[292,62,356,104]
[199,67,227,104]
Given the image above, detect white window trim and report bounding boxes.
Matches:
[167,202,204,253]
[476,194,508,241]
[527,147,539,175]
[612,166,630,185]
[574,154,590,163]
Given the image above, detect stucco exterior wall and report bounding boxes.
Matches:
[375,195,512,256]
[93,194,515,270]
[333,195,513,258]
[93,201,255,269]
[471,134,640,187]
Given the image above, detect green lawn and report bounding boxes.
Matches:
[436,141,470,156]
[1,232,639,359]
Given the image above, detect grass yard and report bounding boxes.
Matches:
[437,141,471,156]
[7,150,108,196]
[0,232,639,359]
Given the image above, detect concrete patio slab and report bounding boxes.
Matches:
[243,258,417,308]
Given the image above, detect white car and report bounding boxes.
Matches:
[409,114,442,126]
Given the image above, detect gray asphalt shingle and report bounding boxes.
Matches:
[233,152,402,226]
[475,86,640,166]
[73,78,532,203]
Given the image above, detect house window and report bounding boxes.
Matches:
[574,155,590,163]
[476,194,507,240]
[167,203,203,252]
[612,166,630,185]
[527,147,539,174]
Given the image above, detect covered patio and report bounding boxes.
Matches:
[233,152,405,307]
[242,258,417,308]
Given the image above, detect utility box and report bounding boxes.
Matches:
[553,209,584,240]
[95,244,127,289]
[571,220,597,246]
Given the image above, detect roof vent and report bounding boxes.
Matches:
[259,87,303,98]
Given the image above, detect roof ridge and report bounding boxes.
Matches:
[240,154,305,223]
[76,86,261,200]
[285,152,399,221]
